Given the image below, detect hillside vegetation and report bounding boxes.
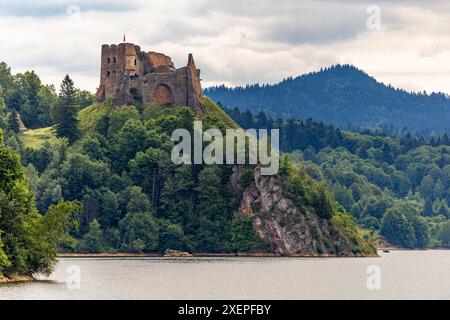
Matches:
[3,97,375,256]
[226,107,450,248]
[22,126,57,149]
[0,62,379,280]
[0,129,80,279]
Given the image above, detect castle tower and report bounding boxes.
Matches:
[96,42,204,111]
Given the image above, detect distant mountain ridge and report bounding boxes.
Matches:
[204,65,450,133]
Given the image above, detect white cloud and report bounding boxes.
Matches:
[0,0,449,94]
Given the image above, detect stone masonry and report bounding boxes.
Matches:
[95,42,204,111]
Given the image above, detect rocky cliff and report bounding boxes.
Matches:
[230,167,376,256]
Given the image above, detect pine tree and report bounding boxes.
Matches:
[8,109,21,134]
[55,75,80,143]
[422,198,434,217]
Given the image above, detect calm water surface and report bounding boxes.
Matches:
[1,250,449,300]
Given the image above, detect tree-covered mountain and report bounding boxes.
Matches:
[225,107,450,248]
[205,65,450,133]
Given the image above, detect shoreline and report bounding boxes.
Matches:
[57,252,380,258]
[0,275,34,284]
[57,248,450,259]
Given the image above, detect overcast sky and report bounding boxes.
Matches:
[1,0,450,94]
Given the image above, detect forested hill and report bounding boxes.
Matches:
[205,65,450,133]
[224,107,450,249]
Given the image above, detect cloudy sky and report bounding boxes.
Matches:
[1,0,450,94]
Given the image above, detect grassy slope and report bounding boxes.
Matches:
[22,126,58,149]
[203,97,239,129]
[22,103,109,150]
[78,102,110,133]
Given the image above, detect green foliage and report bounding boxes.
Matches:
[60,153,111,200]
[203,97,239,129]
[280,157,311,206]
[21,126,58,150]
[81,133,109,161]
[440,221,450,247]
[159,165,195,224]
[78,102,109,133]
[280,155,334,220]
[0,233,11,274]
[194,166,230,219]
[128,148,171,197]
[97,189,120,228]
[77,89,94,109]
[143,103,183,121]
[188,165,234,252]
[0,63,58,129]
[103,228,120,252]
[412,217,430,248]
[0,142,79,276]
[422,198,434,217]
[227,106,450,248]
[119,212,159,253]
[107,106,140,137]
[380,205,417,248]
[55,75,80,143]
[38,85,58,124]
[311,183,334,220]
[208,64,450,132]
[8,109,21,134]
[43,201,81,251]
[158,220,188,252]
[241,167,255,189]
[14,72,53,128]
[0,146,23,191]
[125,186,151,214]
[79,219,103,253]
[230,216,267,252]
[330,211,376,255]
[10,94,375,256]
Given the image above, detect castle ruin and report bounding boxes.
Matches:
[95,42,204,111]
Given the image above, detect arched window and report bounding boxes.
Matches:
[153,84,174,105]
[113,57,117,63]
[106,71,111,77]
[107,57,111,64]
[134,59,137,66]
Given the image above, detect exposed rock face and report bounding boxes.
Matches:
[164,249,193,257]
[231,167,364,256]
[96,42,204,112]
[0,274,33,283]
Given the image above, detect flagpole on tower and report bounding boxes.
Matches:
[123,34,126,43]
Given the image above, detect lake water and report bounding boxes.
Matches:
[1,250,449,300]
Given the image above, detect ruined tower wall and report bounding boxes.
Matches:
[148,52,174,69]
[141,67,188,107]
[97,43,143,105]
[96,42,204,111]
[186,54,203,109]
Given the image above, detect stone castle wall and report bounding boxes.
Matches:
[96,43,204,111]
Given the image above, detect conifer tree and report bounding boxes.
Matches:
[55,75,79,143]
[8,109,21,134]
